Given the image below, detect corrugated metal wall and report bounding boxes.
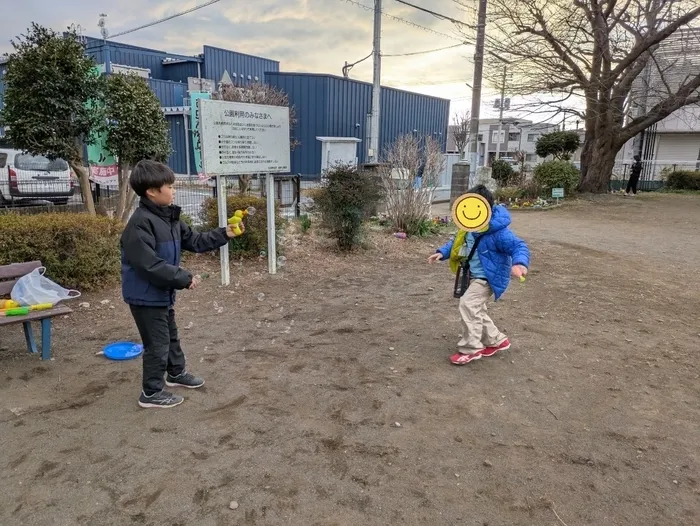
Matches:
[326,76,370,165]
[84,44,103,65]
[265,73,450,177]
[203,46,280,85]
[165,114,193,175]
[148,79,187,108]
[265,73,329,176]
[84,37,168,78]
[162,61,200,83]
[381,87,450,153]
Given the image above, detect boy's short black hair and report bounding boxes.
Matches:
[130,160,175,197]
[467,184,494,207]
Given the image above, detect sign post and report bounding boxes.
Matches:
[198,99,291,283]
[266,174,277,274]
[552,187,564,204]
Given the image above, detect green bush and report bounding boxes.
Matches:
[491,159,515,186]
[534,160,580,194]
[299,214,312,233]
[665,170,700,190]
[0,213,122,291]
[315,164,381,250]
[199,195,280,258]
[494,186,524,202]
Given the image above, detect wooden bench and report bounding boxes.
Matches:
[0,261,73,360]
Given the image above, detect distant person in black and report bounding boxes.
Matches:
[626,155,642,196]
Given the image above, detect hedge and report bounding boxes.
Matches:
[0,213,123,291]
[665,170,700,191]
[533,160,580,194]
[199,195,281,258]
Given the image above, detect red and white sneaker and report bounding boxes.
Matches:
[480,339,511,357]
[450,351,483,365]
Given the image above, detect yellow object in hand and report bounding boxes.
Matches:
[519,276,526,283]
[227,206,256,236]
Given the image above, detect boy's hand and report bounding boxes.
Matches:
[226,223,245,238]
[511,265,528,278]
[428,253,443,264]
[187,275,201,290]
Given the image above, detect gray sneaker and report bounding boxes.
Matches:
[165,371,205,389]
[138,390,184,409]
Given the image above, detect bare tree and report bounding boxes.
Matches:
[464,1,700,192]
[378,135,445,235]
[217,83,298,193]
[451,110,471,159]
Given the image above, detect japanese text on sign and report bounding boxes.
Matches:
[198,99,291,175]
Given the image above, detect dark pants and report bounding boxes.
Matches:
[626,175,640,194]
[130,306,186,396]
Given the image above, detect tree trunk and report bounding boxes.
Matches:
[121,186,137,223]
[116,162,131,221]
[578,138,618,193]
[238,174,251,194]
[70,162,96,216]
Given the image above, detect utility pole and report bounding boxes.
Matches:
[494,65,507,163]
[467,0,488,186]
[369,0,382,164]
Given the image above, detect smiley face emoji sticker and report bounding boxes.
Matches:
[451,193,492,232]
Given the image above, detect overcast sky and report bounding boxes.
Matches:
[1,0,516,119]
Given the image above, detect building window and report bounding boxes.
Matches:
[527,133,539,142]
[476,134,483,142]
[508,132,520,142]
[526,154,538,162]
[492,130,505,143]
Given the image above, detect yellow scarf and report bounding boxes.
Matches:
[449,227,489,274]
[449,230,468,274]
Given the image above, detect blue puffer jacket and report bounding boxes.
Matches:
[437,205,530,300]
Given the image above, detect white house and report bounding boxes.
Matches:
[447,119,562,167]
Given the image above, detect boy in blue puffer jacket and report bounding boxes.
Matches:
[428,185,530,365]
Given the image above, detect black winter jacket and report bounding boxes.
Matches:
[121,198,229,306]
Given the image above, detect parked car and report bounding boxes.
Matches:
[0,149,75,206]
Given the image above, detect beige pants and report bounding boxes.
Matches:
[457,279,507,353]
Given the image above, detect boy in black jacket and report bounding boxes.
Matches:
[121,160,243,409]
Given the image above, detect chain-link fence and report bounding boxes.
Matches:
[0,173,308,223]
[610,160,699,191]
[172,175,304,225]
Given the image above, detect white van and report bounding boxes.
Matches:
[0,149,75,206]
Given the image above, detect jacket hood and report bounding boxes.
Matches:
[482,204,511,234]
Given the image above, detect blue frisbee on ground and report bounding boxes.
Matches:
[103,341,143,361]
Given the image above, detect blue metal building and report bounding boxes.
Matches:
[0,65,7,140]
[265,72,450,177]
[1,37,450,178]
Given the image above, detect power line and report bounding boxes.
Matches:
[383,42,466,57]
[342,50,373,77]
[393,0,476,29]
[338,0,465,42]
[107,0,222,39]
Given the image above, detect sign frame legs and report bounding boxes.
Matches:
[217,174,230,286]
[266,173,277,275]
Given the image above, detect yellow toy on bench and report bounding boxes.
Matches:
[0,303,54,317]
[0,299,20,310]
[227,206,256,236]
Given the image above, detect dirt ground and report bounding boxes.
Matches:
[1,193,699,526]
